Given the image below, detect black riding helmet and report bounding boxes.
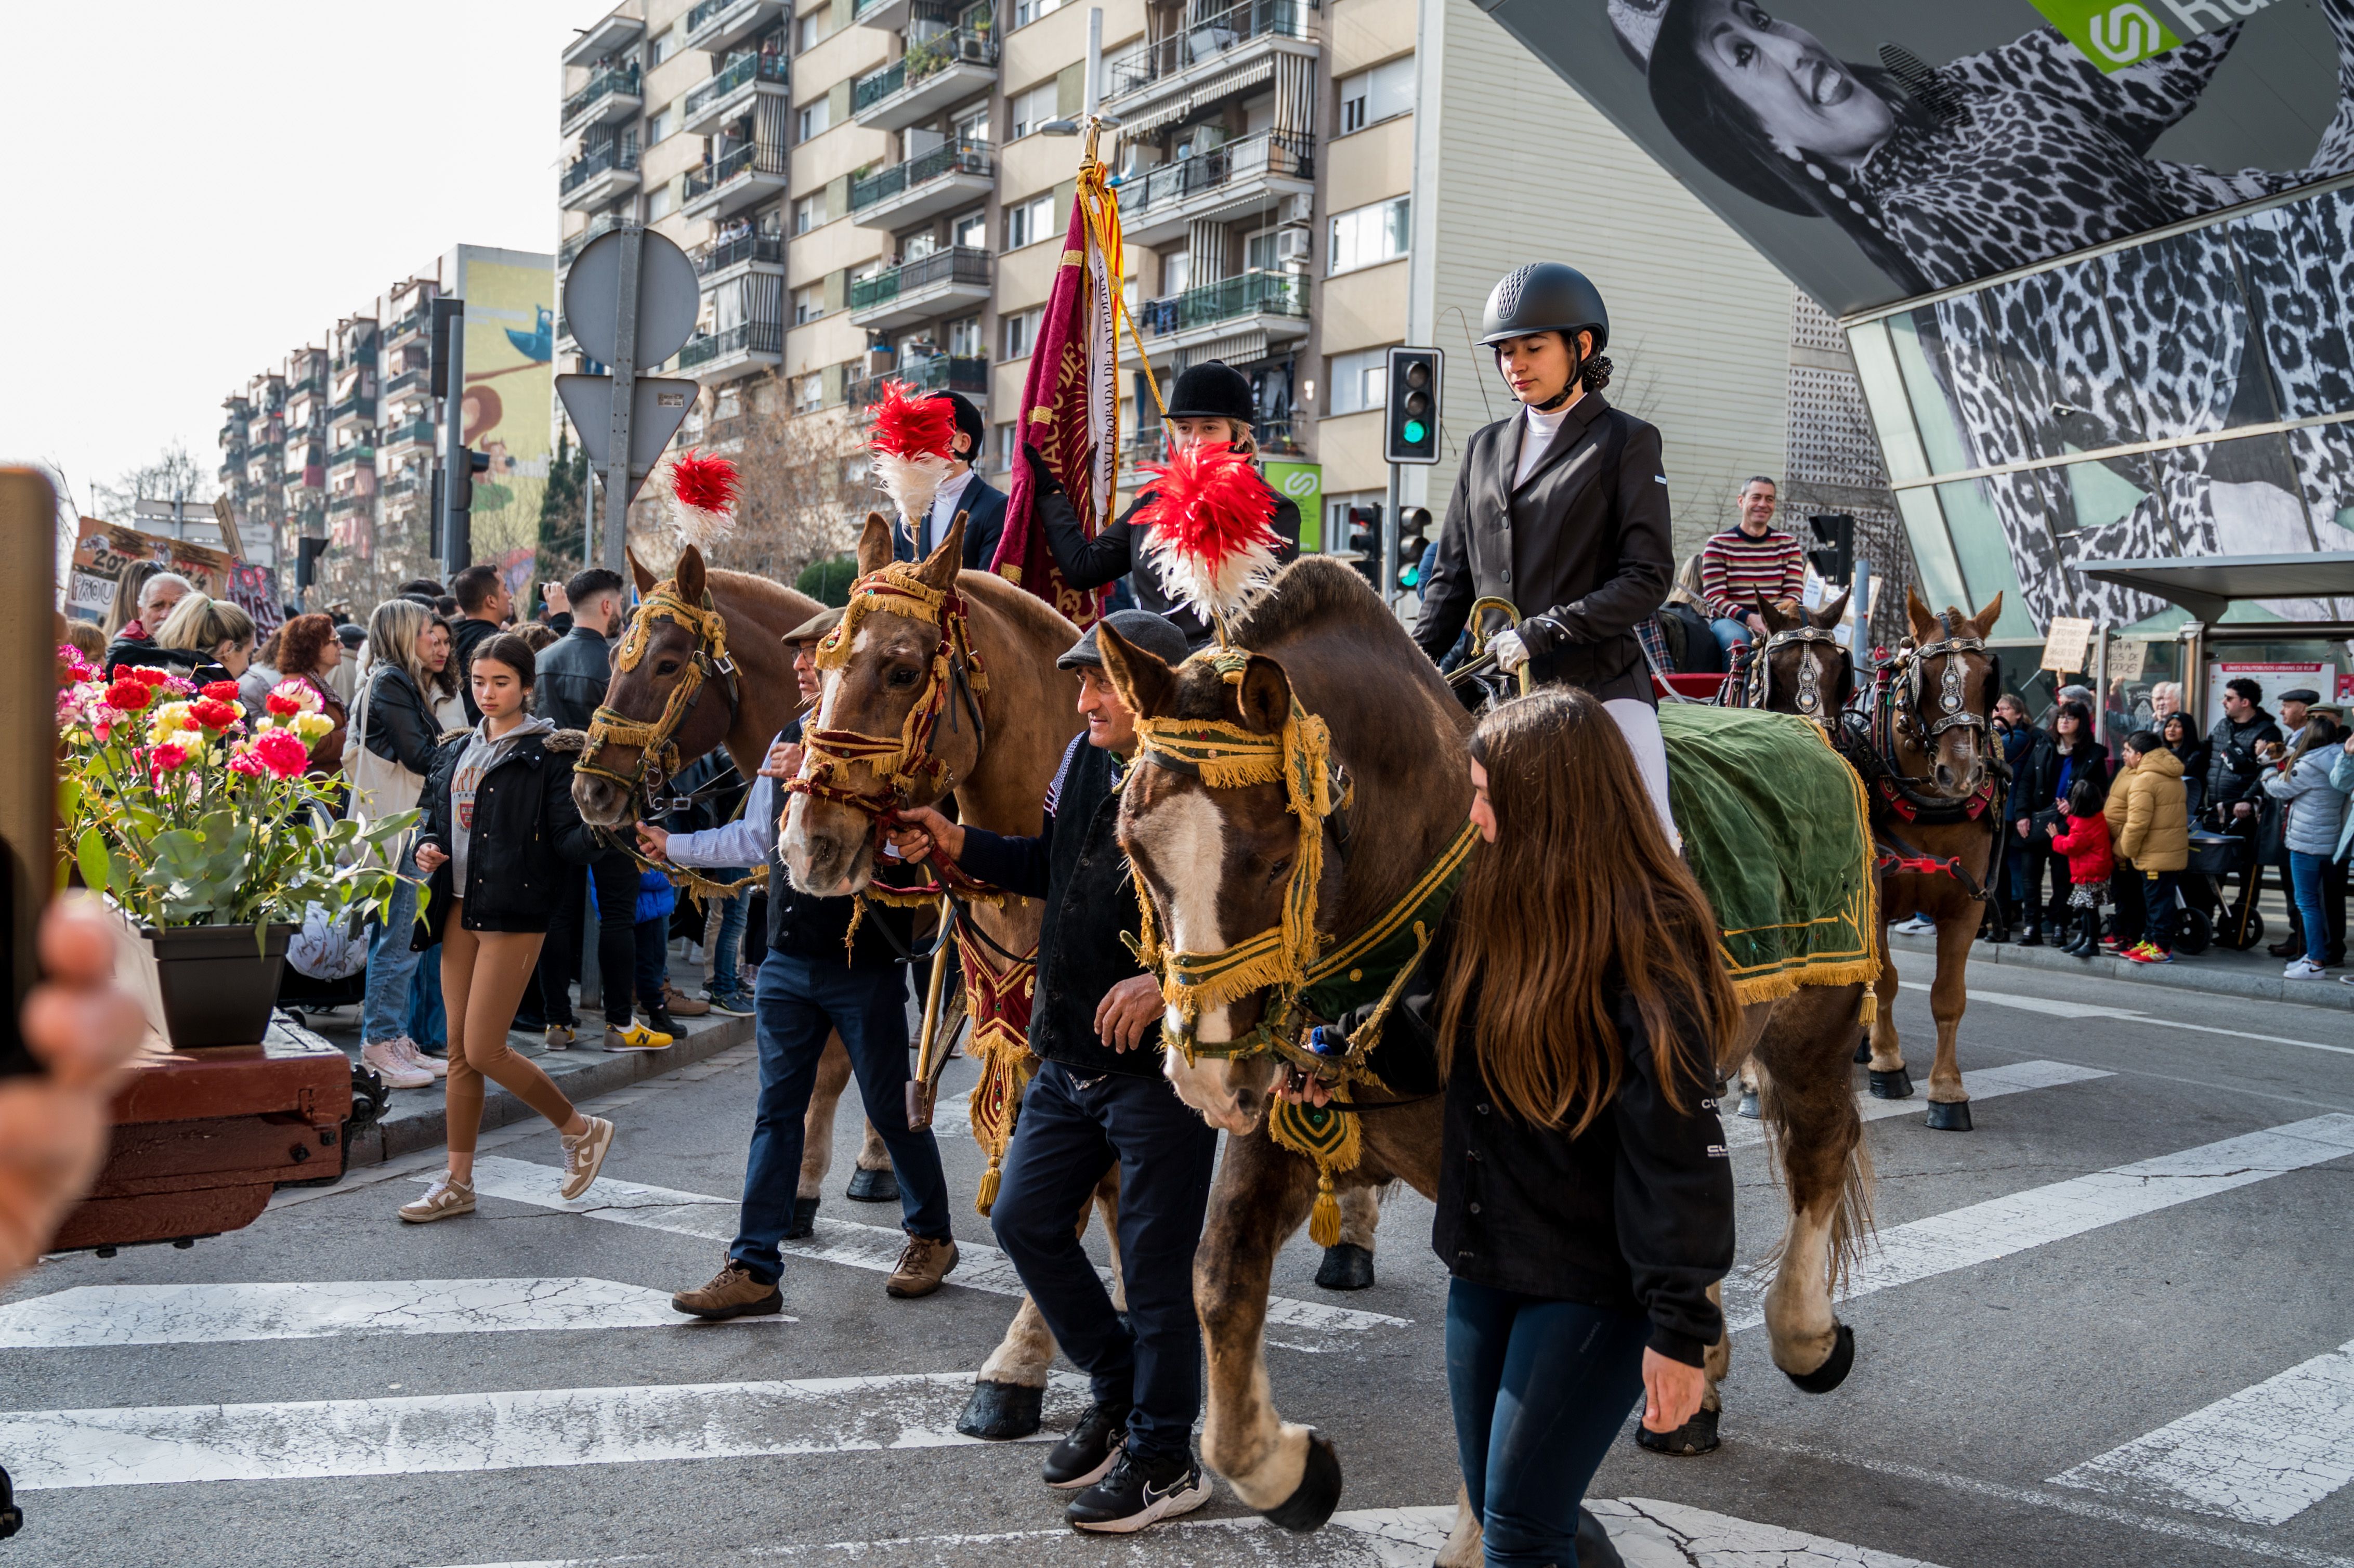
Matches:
[1481,263,1612,408]
[1162,359,1256,424]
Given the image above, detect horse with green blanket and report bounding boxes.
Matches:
[1097,555,1881,1545]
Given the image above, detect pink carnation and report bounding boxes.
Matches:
[251,729,309,779]
[150,742,190,775]
[226,750,268,777]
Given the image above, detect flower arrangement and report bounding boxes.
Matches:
[56,646,414,931]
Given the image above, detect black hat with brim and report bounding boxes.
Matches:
[1058,609,1192,672]
[2281,688,2322,704]
[1163,360,1256,424]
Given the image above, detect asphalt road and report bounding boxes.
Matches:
[4,949,2352,1568]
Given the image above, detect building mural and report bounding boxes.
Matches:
[452,249,557,572]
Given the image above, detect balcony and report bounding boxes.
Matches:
[848,354,987,408]
[683,140,789,220]
[851,27,998,133]
[327,446,376,473]
[681,49,788,137]
[286,371,326,400]
[383,417,437,452]
[1113,129,1314,246]
[677,320,784,382]
[563,11,644,69]
[686,0,786,55]
[560,144,640,211]
[559,211,626,270]
[1106,0,1317,123]
[693,231,786,281]
[386,307,431,345]
[385,366,430,400]
[563,63,644,135]
[848,246,992,331]
[328,394,377,427]
[849,139,992,230]
[1137,268,1310,357]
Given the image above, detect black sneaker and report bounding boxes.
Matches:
[1041,1400,1130,1489]
[1066,1447,1211,1533]
[643,1004,681,1039]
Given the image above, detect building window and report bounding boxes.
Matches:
[1002,307,1042,359]
[796,11,829,51]
[1006,193,1055,249]
[947,315,983,357]
[794,284,825,325]
[952,209,988,249]
[794,192,828,233]
[1326,347,1391,416]
[1329,196,1410,275]
[956,108,990,145]
[797,97,832,141]
[1014,0,1066,25]
[994,422,1016,472]
[647,107,674,145]
[647,182,675,220]
[1338,58,1414,135]
[796,373,824,414]
[1010,83,1058,139]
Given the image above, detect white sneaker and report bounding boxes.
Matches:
[398,1174,476,1223]
[2285,959,2326,980]
[559,1116,616,1200]
[393,1036,448,1079]
[1892,916,1937,936]
[361,1039,433,1089]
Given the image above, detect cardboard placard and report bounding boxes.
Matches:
[70,519,279,636]
[2106,638,2147,682]
[2041,616,2094,673]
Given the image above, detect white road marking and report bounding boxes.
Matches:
[1723,1059,2110,1149]
[460,1156,1409,1348]
[419,1500,1951,1568]
[2049,1335,2354,1525]
[1902,979,2354,1058]
[1727,1114,2354,1331]
[0,1277,791,1349]
[0,1370,1090,1492]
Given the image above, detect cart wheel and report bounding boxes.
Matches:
[2175,908,2213,956]
[2219,910,2265,951]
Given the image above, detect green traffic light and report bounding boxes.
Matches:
[1403,419,1427,445]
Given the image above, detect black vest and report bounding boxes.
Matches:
[1030,742,1158,1077]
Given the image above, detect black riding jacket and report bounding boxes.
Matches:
[1039,475,1303,647]
[413,728,602,943]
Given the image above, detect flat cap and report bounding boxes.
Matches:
[785,606,845,644]
[1058,609,1191,672]
[2280,687,2321,704]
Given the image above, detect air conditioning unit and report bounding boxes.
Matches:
[1274,227,1311,267]
[1281,193,1314,225]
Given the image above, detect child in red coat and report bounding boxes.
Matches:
[2047,775,2114,959]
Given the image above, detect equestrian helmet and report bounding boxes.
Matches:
[1163,360,1257,424]
[1480,263,1610,354]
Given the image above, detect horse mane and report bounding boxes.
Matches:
[705,567,820,629]
[1230,556,1398,651]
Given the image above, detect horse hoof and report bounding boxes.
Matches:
[846,1167,899,1203]
[954,1379,1044,1441]
[1261,1429,1344,1533]
[1852,1038,1872,1064]
[1868,1067,1914,1100]
[1315,1243,1376,1291]
[784,1196,820,1240]
[1633,1404,1720,1456]
[1926,1099,1974,1132]
[1785,1322,1855,1394]
[1736,1092,1762,1120]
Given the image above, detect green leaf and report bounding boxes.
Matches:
[75,827,109,894]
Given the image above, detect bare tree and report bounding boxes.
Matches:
[92,441,215,521]
[652,376,867,583]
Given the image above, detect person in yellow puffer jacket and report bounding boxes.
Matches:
[2105,730,2189,963]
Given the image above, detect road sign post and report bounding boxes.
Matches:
[559,225,700,573]
[433,297,468,574]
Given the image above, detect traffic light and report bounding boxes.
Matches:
[295,535,330,590]
[1344,503,1383,589]
[1397,506,1433,591]
[449,448,491,515]
[430,298,465,399]
[1807,513,1855,586]
[1383,347,1443,465]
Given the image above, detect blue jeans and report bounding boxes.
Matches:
[407,945,447,1053]
[709,874,750,1000]
[2292,851,2330,961]
[990,1060,1218,1464]
[1709,617,1753,656]
[1446,1277,1650,1568]
[360,850,424,1046]
[733,952,947,1283]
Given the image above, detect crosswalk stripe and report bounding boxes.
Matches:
[461,1156,1410,1349]
[2048,1336,2354,1525]
[1727,1114,2354,1331]
[1722,1059,2110,1149]
[0,1277,793,1349]
[417,1498,1951,1568]
[0,1370,1090,1492]
[1904,979,2354,1060]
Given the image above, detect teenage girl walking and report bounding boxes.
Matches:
[399,634,617,1221]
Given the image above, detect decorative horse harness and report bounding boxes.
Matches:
[1129,649,1479,1245]
[578,582,741,804]
[1837,612,2003,900]
[1743,623,1849,721]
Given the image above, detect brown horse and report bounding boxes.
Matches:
[570,545,894,1219]
[1096,558,1872,1543]
[1747,589,1854,725]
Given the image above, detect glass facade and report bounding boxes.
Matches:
[1846,183,2354,641]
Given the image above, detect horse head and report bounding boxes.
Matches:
[781,513,980,897]
[572,545,735,830]
[1750,587,1854,724]
[1898,586,2004,796]
[1098,624,1348,1136]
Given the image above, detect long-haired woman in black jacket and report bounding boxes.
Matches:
[398,634,617,1222]
[1363,687,1736,1568]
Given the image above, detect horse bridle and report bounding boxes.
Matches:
[1745,623,1850,721]
[577,582,740,806]
[1897,612,1992,746]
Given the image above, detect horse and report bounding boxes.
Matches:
[569,544,896,1226]
[1095,557,1875,1549]
[1745,589,1854,725]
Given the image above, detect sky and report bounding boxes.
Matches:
[0,1,609,517]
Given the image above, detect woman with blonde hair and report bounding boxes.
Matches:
[1342,686,1736,1568]
[350,597,452,1091]
[154,593,257,688]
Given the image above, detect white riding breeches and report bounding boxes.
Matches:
[1603,698,1680,852]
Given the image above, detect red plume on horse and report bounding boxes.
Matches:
[667,449,740,552]
[867,380,960,535]
[1135,440,1283,631]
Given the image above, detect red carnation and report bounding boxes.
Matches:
[105,678,153,712]
[129,667,172,687]
[251,730,309,779]
[202,681,242,702]
[266,690,303,716]
[189,697,240,731]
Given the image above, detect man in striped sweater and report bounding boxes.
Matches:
[1699,476,1806,657]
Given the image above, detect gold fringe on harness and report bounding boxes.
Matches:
[1266,1088,1361,1248]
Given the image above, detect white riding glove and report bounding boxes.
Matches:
[1489,629,1531,673]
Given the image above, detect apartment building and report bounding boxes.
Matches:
[556,0,1854,579]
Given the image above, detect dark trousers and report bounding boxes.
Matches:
[989,1059,1218,1464]
[2136,869,2180,949]
[2280,856,2347,963]
[634,914,670,1007]
[733,952,945,1283]
[540,847,641,1029]
[1446,1277,1650,1568]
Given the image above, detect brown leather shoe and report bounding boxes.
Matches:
[886,1234,960,1298]
[664,982,711,1018]
[672,1257,784,1319]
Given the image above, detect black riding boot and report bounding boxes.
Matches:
[2068,910,2098,958]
